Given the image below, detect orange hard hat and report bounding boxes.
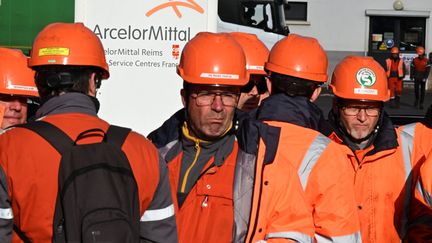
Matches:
[177,32,249,86]
[229,32,269,75]
[265,34,328,82]
[416,46,425,55]
[391,47,399,54]
[330,56,389,102]
[28,22,109,79]
[0,48,38,97]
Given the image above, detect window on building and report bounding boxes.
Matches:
[284,2,307,21]
[369,16,426,53]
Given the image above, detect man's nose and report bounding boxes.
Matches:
[211,95,224,112]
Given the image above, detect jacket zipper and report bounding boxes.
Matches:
[180,140,201,193]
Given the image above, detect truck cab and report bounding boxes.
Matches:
[217,0,289,48]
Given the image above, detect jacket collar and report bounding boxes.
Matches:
[35,92,99,119]
[256,93,332,135]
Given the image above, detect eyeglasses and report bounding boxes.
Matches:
[241,78,267,94]
[341,106,381,117]
[190,91,239,107]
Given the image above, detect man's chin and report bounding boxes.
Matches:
[2,119,23,128]
[350,132,371,141]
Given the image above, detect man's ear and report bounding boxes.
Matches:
[88,72,97,97]
[310,86,322,102]
[181,89,187,107]
[266,78,272,94]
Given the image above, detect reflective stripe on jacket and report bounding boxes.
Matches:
[419,157,432,207]
[0,166,12,242]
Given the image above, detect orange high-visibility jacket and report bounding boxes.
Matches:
[328,117,420,243]
[150,109,315,243]
[400,122,432,242]
[0,113,176,242]
[244,120,360,242]
[253,120,361,242]
[248,94,361,242]
[386,58,404,79]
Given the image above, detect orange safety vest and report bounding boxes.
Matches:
[401,123,432,242]
[0,113,162,242]
[329,125,418,243]
[386,58,404,78]
[244,125,315,242]
[412,57,429,73]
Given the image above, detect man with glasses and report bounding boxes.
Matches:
[148,32,314,243]
[229,32,269,112]
[328,56,423,242]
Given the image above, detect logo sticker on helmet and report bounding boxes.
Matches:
[356,68,376,87]
[38,47,70,57]
[200,73,239,80]
[247,65,264,71]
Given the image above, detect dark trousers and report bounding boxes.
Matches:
[414,78,426,104]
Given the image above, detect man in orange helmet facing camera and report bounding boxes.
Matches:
[0,47,39,242]
[230,32,270,112]
[327,56,422,242]
[385,46,405,108]
[148,32,314,243]
[0,48,39,130]
[411,46,430,109]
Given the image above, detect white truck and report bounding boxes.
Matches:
[75,0,289,135]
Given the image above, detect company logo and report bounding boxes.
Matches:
[356,68,376,87]
[146,0,204,18]
[172,44,180,60]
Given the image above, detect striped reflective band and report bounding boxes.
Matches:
[298,134,330,190]
[140,204,174,222]
[315,231,362,243]
[399,123,415,238]
[420,179,432,207]
[0,208,13,220]
[425,191,432,207]
[266,231,313,243]
[159,140,179,160]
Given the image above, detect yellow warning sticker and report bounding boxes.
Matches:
[38,47,70,56]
